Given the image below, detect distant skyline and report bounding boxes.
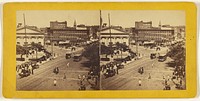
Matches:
[17,10,185,28]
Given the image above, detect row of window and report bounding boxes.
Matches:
[138,37,169,40]
[52,36,88,39]
[141,33,171,37]
[16,36,44,39]
[53,34,88,37]
[53,31,88,34]
[101,42,127,45]
[138,31,173,34]
[101,37,128,39]
[17,42,42,45]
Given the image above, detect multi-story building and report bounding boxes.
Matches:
[133,28,174,44]
[50,21,67,29]
[16,26,45,46]
[161,25,185,41]
[100,27,130,46]
[171,26,185,40]
[132,21,174,45]
[135,21,153,29]
[47,21,90,45]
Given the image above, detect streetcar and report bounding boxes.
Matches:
[158,54,167,62]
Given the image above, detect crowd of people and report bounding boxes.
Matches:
[16,49,52,78]
[101,50,137,79]
[171,65,185,89]
[16,62,36,78]
[161,65,185,90]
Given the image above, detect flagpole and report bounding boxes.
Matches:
[108,13,111,43]
[23,14,27,45]
[99,10,102,90]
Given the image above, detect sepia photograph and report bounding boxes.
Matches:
[16,11,100,90]
[99,10,186,90]
[16,10,185,91]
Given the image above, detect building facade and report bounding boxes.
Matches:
[133,29,174,44]
[135,21,153,29]
[100,27,130,46]
[47,21,90,45]
[16,26,45,46]
[171,26,185,40]
[132,21,175,45]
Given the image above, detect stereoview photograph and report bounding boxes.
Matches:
[16,10,185,91]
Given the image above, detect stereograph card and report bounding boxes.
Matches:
[2,2,197,98]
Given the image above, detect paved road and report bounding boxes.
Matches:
[16,46,94,90]
[101,45,185,90]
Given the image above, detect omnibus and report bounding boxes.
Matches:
[65,49,72,59]
[158,54,167,62]
[73,54,82,62]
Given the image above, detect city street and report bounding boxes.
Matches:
[15,11,186,91]
[101,45,185,90]
[16,45,94,90]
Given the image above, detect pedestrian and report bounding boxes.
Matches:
[138,67,142,74]
[163,75,165,79]
[53,79,57,86]
[152,63,154,68]
[164,79,168,86]
[79,81,86,90]
[78,74,82,79]
[148,73,151,79]
[67,62,70,68]
[138,79,142,86]
[31,66,34,75]
[82,75,86,81]
[28,64,32,74]
[56,67,59,74]
[179,78,183,88]
[182,71,185,78]
[113,64,118,74]
[63,73,66,80]
[167,75,170,81]
[141,67,144,74]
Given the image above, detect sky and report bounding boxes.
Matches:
[17,10,185,28]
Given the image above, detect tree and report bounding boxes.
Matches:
[82,42,100,67]
[31,42,44,59]
[116,42,128,51]
[16,45,27,59]
[101,44,114,56]
[82,42,100,90]
[115,42,129,58]
[167,44,185,66]
[31,42,43,51]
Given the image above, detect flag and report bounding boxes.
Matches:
[17,23,22,28]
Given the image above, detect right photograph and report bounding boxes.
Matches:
[99,10,186,90]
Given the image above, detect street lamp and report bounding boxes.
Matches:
[51,32,54,59]
[135,33,139,59]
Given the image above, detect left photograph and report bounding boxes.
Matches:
[16,11,100,91]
